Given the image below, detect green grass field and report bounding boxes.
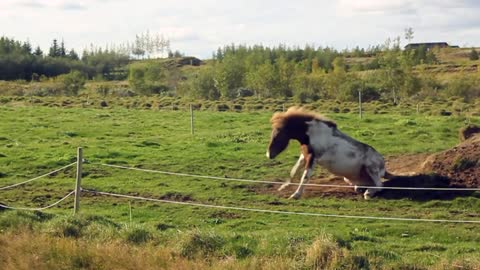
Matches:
[1,105,480,269]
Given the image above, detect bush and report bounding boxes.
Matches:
[57,70,86,96]
[179,230,225,259]
[304,233,346,269]
[124,227,151,244]
[469,49,479,60]
[128,62,172,95]
[445,74,480,102]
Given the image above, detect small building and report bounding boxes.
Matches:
[404,42,454,50]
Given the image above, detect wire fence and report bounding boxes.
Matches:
[96,163,480,191]
[0,191,74,211]
[82,189,480,224]
[0,162,77,211]
[0,162,77,191]
[1,149,480,225]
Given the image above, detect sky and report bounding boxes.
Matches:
[1,0,480,59]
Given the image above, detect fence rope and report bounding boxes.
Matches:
[0,162,77,191]
[96,163,480,191]
[82,189,480,224]
[0,190,75,211]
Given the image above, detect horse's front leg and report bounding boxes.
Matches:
[289,147,315,199]
[278,153,305,191]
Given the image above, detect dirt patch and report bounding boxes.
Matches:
[209,211,242,219]
[254,177,359,199]
[159,192,193,202]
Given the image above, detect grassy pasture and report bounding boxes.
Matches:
[1,105,480,269]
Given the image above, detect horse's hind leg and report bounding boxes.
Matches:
[279,153,304,191]
[363,166,384,200]
[343,177,365,193]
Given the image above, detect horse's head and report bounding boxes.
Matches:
[266,107,337,159]
[266,109,308,159]
[266,126,290,159]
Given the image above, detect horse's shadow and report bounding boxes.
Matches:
[377,174,478,201]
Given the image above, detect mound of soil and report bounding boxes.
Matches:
[421,134,480,188]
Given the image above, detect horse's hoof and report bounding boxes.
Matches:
[289,193,301,200]
[363,193,371,200]
[355,186,366,193]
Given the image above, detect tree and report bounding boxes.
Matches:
[404,27,414,43]
[60,40,66,57]
[68,49,79,60]
[132,34,145,59]
[324,56,347,98]
[189,66,219,99]
[215,54,246,98]
[48,39,60,57]
[22,41,32,54]
[245,61,279,98]
[276,56,295,97]
[33,46,43,57]
[378,38,403,103]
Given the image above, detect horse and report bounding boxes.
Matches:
[266,107,394,200]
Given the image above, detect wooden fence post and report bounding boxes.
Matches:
[74,147,83,215]
[190,104,195,135]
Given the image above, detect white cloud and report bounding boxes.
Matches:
[337,0,415,15]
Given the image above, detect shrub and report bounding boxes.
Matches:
[469,48,479,60]
[57,70,86,96]
[304,233,346,269]
[128,62,171,95]
[124,227,151,244]
[179,230,225,259]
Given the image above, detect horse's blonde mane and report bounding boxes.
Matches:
[270,106,336,129]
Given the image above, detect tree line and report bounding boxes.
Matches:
[175,39,467,103]
[2,34,479,103]
[127,39,479,103]
[0,36,130,81]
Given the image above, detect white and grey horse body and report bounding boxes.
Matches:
[304,119,386,199]
[267,108,391,200]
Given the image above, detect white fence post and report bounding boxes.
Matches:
[74,147,83,215]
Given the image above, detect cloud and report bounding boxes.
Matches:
[59,2,87,11]
[162,27,201,43]
[17,1,47,9]
[337,0,415,15]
